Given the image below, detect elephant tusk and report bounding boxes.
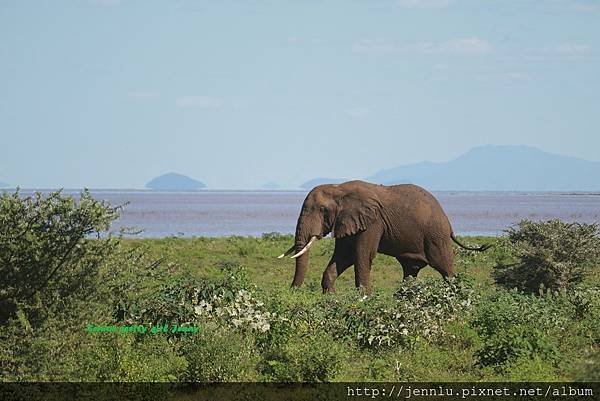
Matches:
[277,245,295,259]
[290,236,318,259]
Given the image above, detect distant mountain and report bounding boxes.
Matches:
[145,172,206,190]
[0,181,8,188]
[261,181,281,190]
[367,145,600,191]
[300,177,346,189]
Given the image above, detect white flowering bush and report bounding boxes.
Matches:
[193,288,284,333]
[323,275,477,348]
[395,275,475,310]
[110,261,285,335]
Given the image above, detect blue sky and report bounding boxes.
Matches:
[1,0,598,189]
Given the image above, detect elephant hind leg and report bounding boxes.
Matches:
[397,257,427,280]
[425,239,455,279]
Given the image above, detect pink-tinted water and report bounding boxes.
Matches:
[18,190,600,237]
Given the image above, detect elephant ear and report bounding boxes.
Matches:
[333,192,380,238]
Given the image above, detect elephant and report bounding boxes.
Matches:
[278,180,490,292]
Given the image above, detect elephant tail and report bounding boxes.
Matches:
[451,234,492,252]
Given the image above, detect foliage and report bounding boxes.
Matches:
[571,348,600,381]
[499,355,560,381]
[471,290,572,371]
[111,259,287,336]
[193,288,282,332]
[493,219,600,293]
[1,190,599,383]
[321,275,476,349]
[260,329,347,382]
[77,335,187,382]
[472,290,571,338]
[474,324,560,370]
[260,232,292,242]
[393,335,479,381]
[181,323,259,382]
[0,299,186,382]
[0,190,121,323]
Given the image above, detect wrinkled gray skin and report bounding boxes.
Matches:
[283,180,490,293]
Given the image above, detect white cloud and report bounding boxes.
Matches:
[397,0,453,8]
[352,37,492,55]
[176,96,223,109]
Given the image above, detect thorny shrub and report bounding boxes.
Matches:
[493,219,600,293]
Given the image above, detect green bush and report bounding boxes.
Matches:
[571,348,600,381]
[78,334,187,382]
[111,270,201,328]
[261,232,292,242]
[493,219,600,293]
[500,355,560,381]
[254,289,348,381]
[0,306,187,382]
[0,190,121,324]
[181,323,259,382]
[472,290,566,370]
[393,338,479,381]
[474,324,559,369]
[259,288,325,343]
[472,290,570,338]
[110,260,270,333]
[260,329,347,382]
[567,284,600,321]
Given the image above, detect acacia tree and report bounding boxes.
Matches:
[0,190,122,323]
[493,219,600,293]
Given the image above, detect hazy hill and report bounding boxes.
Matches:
[261,182,281,190]
[299,177,346,189]
[145,173,206,190]
[367,145,600,191]
[0,181,8,188]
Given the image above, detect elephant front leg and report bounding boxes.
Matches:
[321,238,354,293]
[321,257,353,293]
[354,258,372,291]
[353,231,379,291]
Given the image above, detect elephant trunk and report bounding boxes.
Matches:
[290,214,319,287]
[291,250,309,288]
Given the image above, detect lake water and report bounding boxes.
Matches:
[29,190,600,238]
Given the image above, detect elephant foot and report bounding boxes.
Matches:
[322,286,336,294]
[356,284,372,295]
